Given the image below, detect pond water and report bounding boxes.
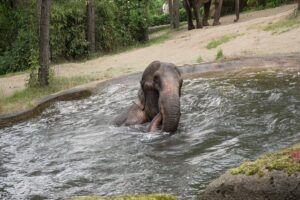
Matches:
[1,68,300,200]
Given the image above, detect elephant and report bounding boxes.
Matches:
[183,0,240,30]
[114,61,183,133]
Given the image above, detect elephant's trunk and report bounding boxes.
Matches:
[160,91,181,132]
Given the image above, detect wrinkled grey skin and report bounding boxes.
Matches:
[183,0,240,30]
[114,61,183,133]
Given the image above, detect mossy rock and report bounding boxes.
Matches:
[70,194,177,200]
[200,144,300,200]
[230,143,300,176]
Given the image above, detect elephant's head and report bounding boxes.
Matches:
[140,61,183,132]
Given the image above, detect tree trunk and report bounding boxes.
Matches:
[38,0,51,86]
[172,0,180,28]
[168,0,173,26]
[298,0,300,11]
[86,0,95,53]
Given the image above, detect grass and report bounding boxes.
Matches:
[196,55,204,63]
[206,34,242,49]
[70,194,177,200]
[0,75,98,114]
[263,11,300,34]
[0,25,181,113]
[230,143,300,177]
[215,49,224,60]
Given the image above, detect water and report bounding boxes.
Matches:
[1,68,300,200]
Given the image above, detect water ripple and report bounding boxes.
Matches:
[1,68,300,200]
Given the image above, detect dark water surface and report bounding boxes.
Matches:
[1,68,300,200]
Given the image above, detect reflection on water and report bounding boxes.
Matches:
[1,68,300,200]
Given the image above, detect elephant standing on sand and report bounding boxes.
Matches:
[183,0,240,30]
[114,61,183,133]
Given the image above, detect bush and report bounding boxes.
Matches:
[0,0,150,75]
[246,0,292,9]
[51,1,88,60]
[115,0,149,42]
[0,1,38,75]
[150,8,188,26]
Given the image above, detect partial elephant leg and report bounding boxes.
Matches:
[213,0,223,26]
[148,113,162,132]
[183,0,195,30]
[203,2,211,26]
[193,1,202,28]
[114,102,148,126]
[234,0,240,22]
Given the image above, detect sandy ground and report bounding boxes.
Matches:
[1,4,299,97]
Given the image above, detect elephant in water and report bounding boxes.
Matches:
[114,61,183,133]
[183,0,240,30]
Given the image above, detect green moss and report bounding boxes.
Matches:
[206,34,242,49]
[70,194,177,200]
[230,144,300,176]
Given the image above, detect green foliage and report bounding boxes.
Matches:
[216,49,224,60]
[149,0,165,15]
[197,55,204,63]
[263,12,300,34]
[51,0,88,60]
[230,143,300,176]
[206,34,241,49]
[150,8,188,26]
[0,75,97,113]
[0,0,150,75]
[246,0,292,9]
[94,0,132,52]
[114,0,149,43]
[0,1,38,75]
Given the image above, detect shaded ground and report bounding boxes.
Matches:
[0,4,299,97]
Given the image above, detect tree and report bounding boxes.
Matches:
[298,0,300,11]
[38,0,51,86]
[86,0,95,53]
[168,0,173,25]
[172,0,179,28]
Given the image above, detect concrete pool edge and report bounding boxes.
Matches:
[1,53,300,128]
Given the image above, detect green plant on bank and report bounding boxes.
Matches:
[263,11,300,34]
[246,0,291,9]
[0,75,97,114]
[230,143,300,176]
[70,194,177,200]
[216,49,224,60]
[197,55,204,63]
[206,34,241,49]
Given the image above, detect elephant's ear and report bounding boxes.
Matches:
[174,66,182,77]
[175,66,183,97]
[137,88,145,110]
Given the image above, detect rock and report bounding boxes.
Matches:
[70,193,177,200]
[200,144,300,200]
[200,171,300,200]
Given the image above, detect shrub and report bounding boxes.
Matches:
[51,1,88,60]
[0,0,150,75]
